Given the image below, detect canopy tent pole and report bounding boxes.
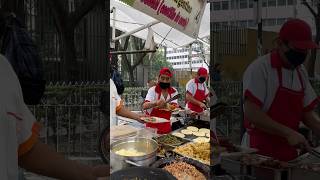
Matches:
[111,7,116,49]
[112,20,161,42]
[110,49,157,55]
[197,37,210,47]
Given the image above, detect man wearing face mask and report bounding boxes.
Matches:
[242,19,320,161]
[142,68,179,134]
[185,67,210,114]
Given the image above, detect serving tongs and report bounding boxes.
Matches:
[142,94,181,111]
[289,146,320,165]
[309,148,320,159]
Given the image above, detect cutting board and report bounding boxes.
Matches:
[110,125,139,139]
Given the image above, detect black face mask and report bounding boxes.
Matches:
[159,82,170,89]
[199,77,206,83]
[285,49,307,68]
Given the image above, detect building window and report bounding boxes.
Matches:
[240,0,248,9]
[277,0,286,6]
[229,21,236,26]
[231,0,238,9]
[239,20,248,27]
[249,0,254,8]
[262,19,267,26]
[287,0,293,5]
[268,0,276,7]
[248,20,255,27]
[277,18,286,25]
[221,21,228,26]
[222,1,229,10]
[265,18,277,26]
[213,2,221,10]
[262,0,267,7]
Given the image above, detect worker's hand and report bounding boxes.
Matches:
[137,115,147,124]
[286,131,311,151]
[156,99,166,108]
[168,103,177,111]
[199,102,207,109]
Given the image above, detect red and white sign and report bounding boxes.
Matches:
[120,0,207,38]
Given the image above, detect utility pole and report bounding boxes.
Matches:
[254,0,263,56]
[189,43,193,76]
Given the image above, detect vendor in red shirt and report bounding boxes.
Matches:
[142,68,179,134]
[185,67,210,114]
[243,19,320,161]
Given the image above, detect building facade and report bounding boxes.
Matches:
[210,0,316,34]
[166,43,210,87]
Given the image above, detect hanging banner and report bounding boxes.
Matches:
[119,0,207,38]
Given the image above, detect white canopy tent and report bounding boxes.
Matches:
[110,0,210,48]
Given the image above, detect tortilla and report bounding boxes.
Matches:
[187,126,199,132]
[172,132,185,138]
[193,137,210,143]
[199,128,210,134]
[193,131,206,137]
[181,129,193,135]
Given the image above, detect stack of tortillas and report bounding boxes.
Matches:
[172,126,210,142]
[172,132,185,138]
[193,137,210,143]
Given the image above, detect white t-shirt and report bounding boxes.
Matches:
[110,79,122,127]
[185,78,210,109]
[0,55,39,180]
[144,86,178,115]
[243,51,318,113]
[186,78,210,97]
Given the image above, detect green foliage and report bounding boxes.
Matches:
[149,50,173,80]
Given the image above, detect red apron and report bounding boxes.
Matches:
[187,81,206,113]
[247,67,304,161]
[146,93,172,134]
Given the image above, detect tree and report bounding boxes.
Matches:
[121,36,147,86]
[46,0,103,81]
[0,0,25,21]
[302,0,320,77]
[149,49,173,80]
[114,31,149,86]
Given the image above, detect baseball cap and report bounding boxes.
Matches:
[279,18,319,50]
[159,67,173,77]
[198,67,208,76]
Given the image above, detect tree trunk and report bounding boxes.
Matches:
[60,29,78,81]
[128,67,135,86]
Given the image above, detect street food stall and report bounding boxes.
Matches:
[108,104,214,179]
[106,99,320,180]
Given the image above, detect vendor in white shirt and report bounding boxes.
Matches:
[185,67,210,114]
[110,72,145,127]
[142,68,179,134]
[0,53,108,179]
[242,19,320,162]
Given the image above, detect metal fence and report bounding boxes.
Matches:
[28,80,320,158]
[28,82,107,157]
[23,0,107,82]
